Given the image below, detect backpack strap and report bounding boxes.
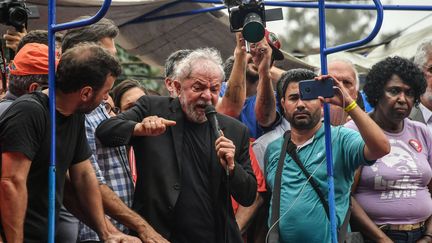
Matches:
[269,130,353,243]
[285,139,330,219]
[268,131,291,243]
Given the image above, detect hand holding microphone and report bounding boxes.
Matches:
[205,105,236,176]
[215,134,236,175]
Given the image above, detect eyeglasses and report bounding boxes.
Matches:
[104,102,120,115]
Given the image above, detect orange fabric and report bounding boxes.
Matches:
[9,43,58,76]
[129,147,137,186]
[232,144,267,213]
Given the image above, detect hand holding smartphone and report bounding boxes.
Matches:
[299,78,334,100]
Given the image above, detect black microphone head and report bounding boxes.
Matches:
[205,105,217,117]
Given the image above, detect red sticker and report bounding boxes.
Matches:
[409,139,422,153]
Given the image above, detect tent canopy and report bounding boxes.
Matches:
[1,1,431,72]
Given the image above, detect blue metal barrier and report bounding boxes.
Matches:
[318,1,383,242]
[120,0,432,24]
[47,1,112,242]
[43,1,431,243]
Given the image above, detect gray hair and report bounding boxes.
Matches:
[413,38,432,69]
[164,49,192,79]
[8,74,48,97]
[173,47,225,82]
[61,17,119,52]
[323,58,360,91]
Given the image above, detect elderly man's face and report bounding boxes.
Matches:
[422,51,432,92]
[328,61,358,100]
[327,61,358,125]
[177,60,222,123]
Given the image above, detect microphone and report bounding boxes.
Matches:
[205,105,222,139]
[205,105,229,176]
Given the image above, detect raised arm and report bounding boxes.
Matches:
[97,97,175,147]
[320,74,390,160]
[254,38,276,127]
[0,152,31,243]
[216,33,247,118]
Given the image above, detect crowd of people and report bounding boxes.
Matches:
[0,15,431,243]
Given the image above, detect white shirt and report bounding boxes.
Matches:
[419,103,432,134]
[252,118,290,170]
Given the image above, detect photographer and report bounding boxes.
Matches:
[217,29,284,140]
[3,27,26,52]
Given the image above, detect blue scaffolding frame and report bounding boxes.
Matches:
[46,1,432,242]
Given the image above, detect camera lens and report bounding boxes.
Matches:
[242,12,265,43]
[305,87,311,93]
[9,7,27,27]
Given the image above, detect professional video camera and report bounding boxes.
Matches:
[227,0,266,43]
[225,0,282,44]
[0,0,28,31]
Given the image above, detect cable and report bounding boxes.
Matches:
[265,88,346,243]
[265,155,327,243]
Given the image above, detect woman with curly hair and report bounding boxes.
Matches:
[345,56,432,243]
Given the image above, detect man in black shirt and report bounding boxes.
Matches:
[0,43,139,242]
[97,47,257,242]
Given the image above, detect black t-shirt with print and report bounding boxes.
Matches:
[0,92,91,242]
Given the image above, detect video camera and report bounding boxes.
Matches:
[225,0,282,44]
[228,0,266,43]
[0,0,28,31]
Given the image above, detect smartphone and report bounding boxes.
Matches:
[299,78,334,100]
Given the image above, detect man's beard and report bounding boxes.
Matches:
[287,109,321,130]
[180,95,211,123]
[246,66,259,84]
[76,96,100,114]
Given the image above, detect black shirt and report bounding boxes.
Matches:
[171,119,216,243]
[0,92,91,242]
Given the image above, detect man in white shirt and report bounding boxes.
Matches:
[411,38,432,133]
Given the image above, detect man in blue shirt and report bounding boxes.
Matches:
[264,73,390,242]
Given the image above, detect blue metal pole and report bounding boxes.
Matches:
[47,1,112,242]
[129,6,225,23]
[190,0,432,11]
[316,0,383,242]
[324,0,384,54]
[120,0,429,25]
[119,0,183,27]
[317,1,338,242]
[47,0,56,241]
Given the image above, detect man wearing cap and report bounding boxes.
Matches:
[0,43,140,242]
[217,30,284,140]
[0,43,54,115]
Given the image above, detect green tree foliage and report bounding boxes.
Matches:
[280,1,375,53]
[115,44,164,94]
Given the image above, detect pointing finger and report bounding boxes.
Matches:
[161,118,176,126]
